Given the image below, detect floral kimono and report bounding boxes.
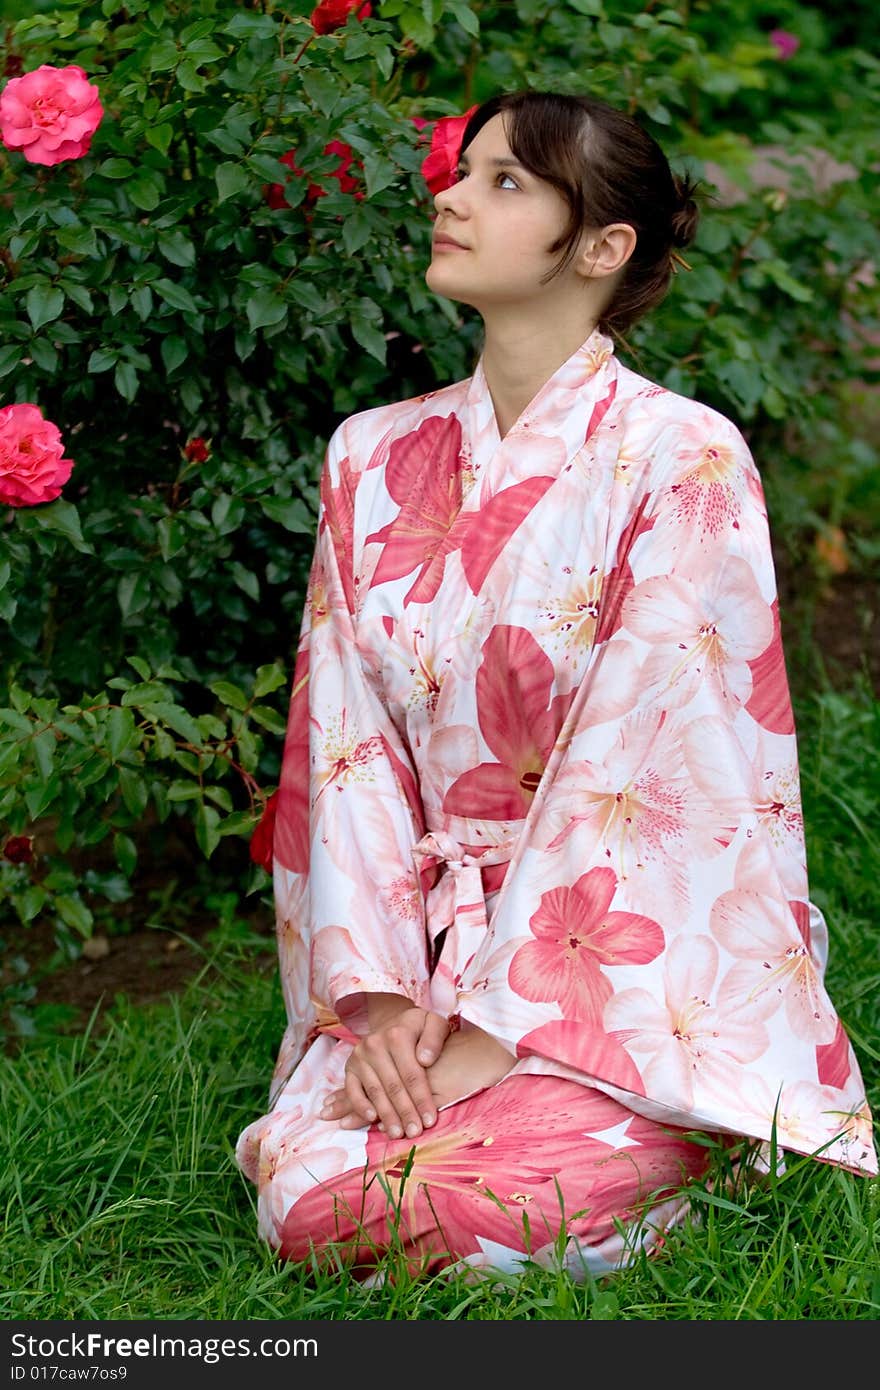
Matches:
[235,328,877,1280]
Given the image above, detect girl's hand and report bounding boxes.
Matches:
[425,1025,516,1111]
[319,997,449,1139]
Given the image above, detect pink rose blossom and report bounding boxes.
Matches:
[770,30,800,60]
[0,404,75,507]
[0,64,103,166]
[420,105,479,196]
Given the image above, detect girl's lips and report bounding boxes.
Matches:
[433,239,469,251]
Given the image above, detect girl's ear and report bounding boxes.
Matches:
[577,223,637,281]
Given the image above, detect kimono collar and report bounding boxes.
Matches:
[464,326,617,475]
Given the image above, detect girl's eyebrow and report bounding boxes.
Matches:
[457,153,529,172]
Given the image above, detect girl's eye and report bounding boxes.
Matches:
[453,167,518,189]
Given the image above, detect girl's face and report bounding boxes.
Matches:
[425,113,586,313]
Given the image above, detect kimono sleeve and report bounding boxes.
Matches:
[266,421,432,1049]
[460,405,876,1175]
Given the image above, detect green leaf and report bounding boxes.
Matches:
[26,283,64,331]
[446,0,480,35]
[205,784,233,812]
[231,562,259,600]
[119,768,149,817]
[98,157,135,178]
[249,704,287,734]
[351,314,387,363]
[108,706,137,760]
[128,170,163,212]
[88,348,117,373]
[246,287,287,331]
[56,225,99,256]
[302,70,339,118]
[130,286,153,320]
[32,728,55,779]
[121,681,169,708]
[114,361,139,402]
[154,279,200,314]
[145,123,174,155]
[139,702,203,747]
[209,680,248,712]
[342,209,375,255]
[259,496,314,533]
[167,781,202,801]
[254,663,287,698]
[363,153,399,199]
[216,162,249,202]
[161,335,188,374]
[30,339,58,373]
[55,893,94,937]
[157,515,186,560]
[157,230,196,267]
[113,832,138,876]
[177,60,207,93]
[0,707,32,734]
[196,802,222,858]
[19,884,47,924]
[117,571,151,619]
[30,501,92,554]
[148,39,180,72]
[0,344,23,377]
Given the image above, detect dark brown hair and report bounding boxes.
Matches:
[459,90,700,337]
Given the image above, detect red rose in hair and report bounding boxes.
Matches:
[420,105,478,196]
[3,835,33,865]
[265,140,364,209]
[310,0,371,36]
[249,791,278,872]
[184,437,211,463]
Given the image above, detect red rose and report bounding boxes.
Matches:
[265,141,364,210]
[3,835,33,864]
[249,791,278,872]
[309,0,371,36]
[0,403,74,507]
[184,437,211,463]
[420,105,478,196]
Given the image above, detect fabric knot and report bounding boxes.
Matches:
[412,830,515,1015]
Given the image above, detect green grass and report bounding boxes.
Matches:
[2,680,878,1321]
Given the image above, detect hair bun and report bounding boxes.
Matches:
[670,172,700,249]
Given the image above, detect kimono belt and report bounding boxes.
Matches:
[412,829,516,1018]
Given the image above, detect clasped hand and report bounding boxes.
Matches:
[319,995,515,1140]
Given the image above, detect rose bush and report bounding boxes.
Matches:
[0,0,877,1035]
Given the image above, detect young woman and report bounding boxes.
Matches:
[235,90,877,1281]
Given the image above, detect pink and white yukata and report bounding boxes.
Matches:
[235,328,877,1280]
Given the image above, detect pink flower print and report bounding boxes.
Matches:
[313,711,385,806]
[517,1019,646,1096]
[662,430,744,539]
[604,935,771,1111]
[816,1019,854,1090]
[622,555,774,711]
[744,599,796,735]
[365,413,464,605]
[710,888,838,1044]
[537,706,723,919]
[320,448,359,615]
[443,625,576,820]
[682,715,807,895]
[509,866,664,1025]
[274,640,311,873]
[280,1075,644,1266]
